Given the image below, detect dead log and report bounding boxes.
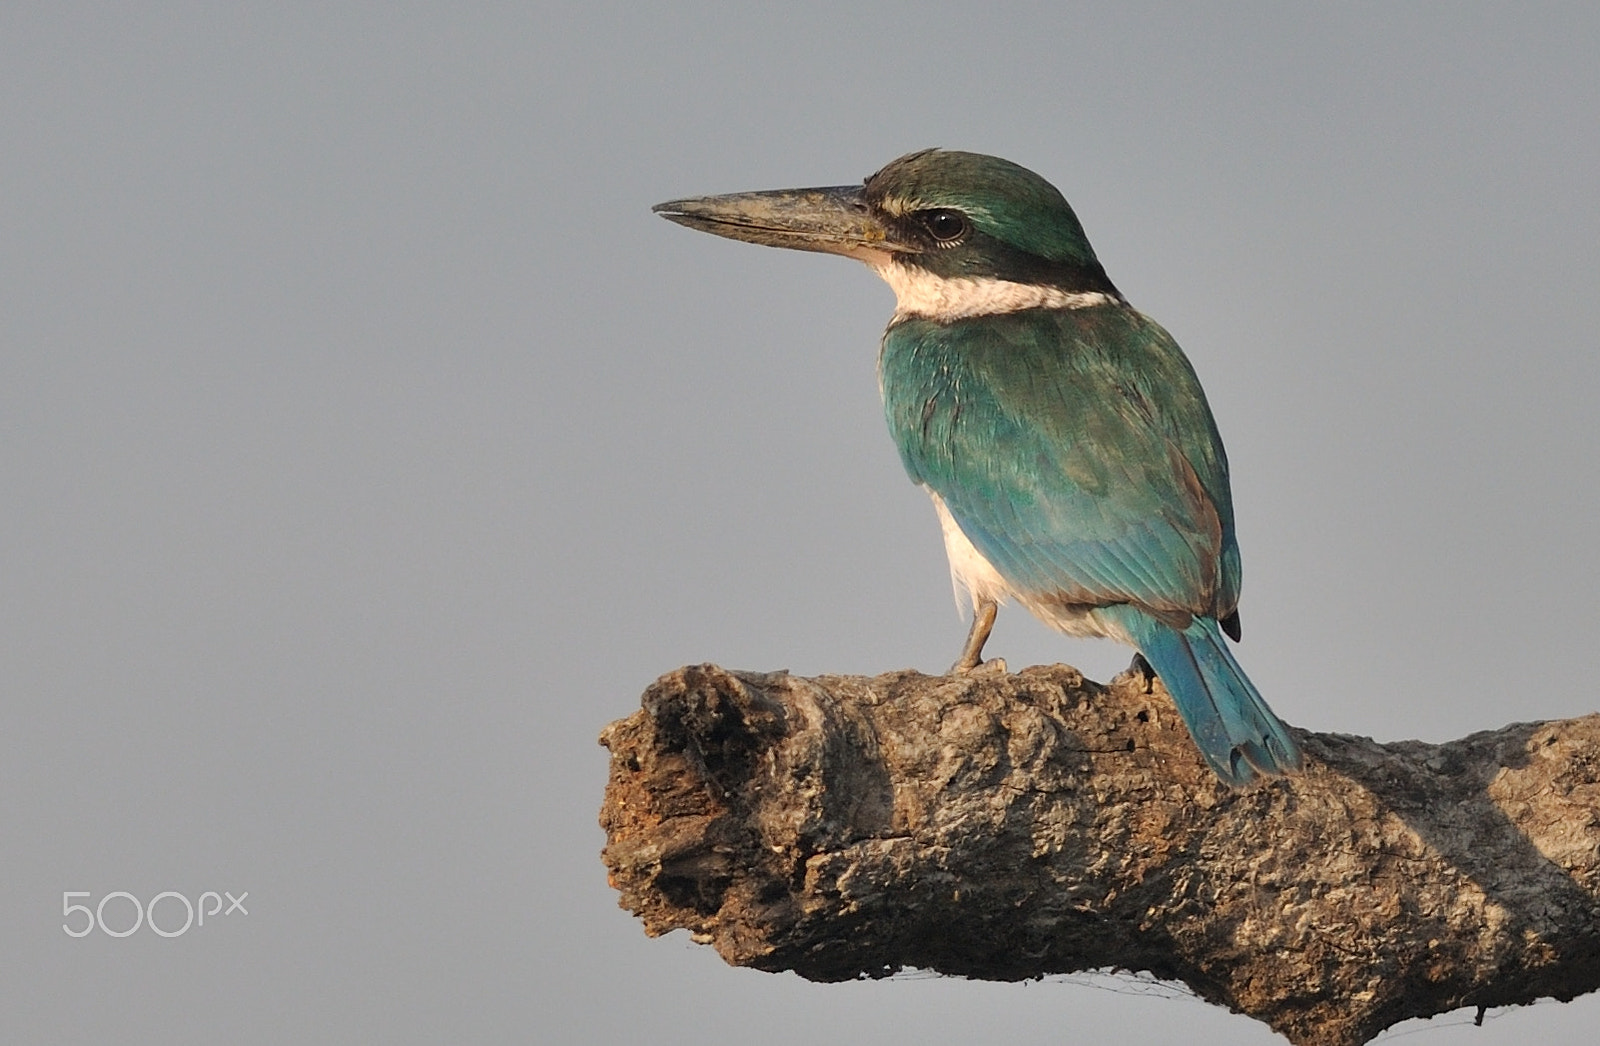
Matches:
[598,662,1600,1046]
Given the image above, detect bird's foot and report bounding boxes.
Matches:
[949,599,1000,677]
[1120,652,1157,693]
[949,656,1007,676]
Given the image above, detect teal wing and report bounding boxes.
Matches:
[880,306,1241,621]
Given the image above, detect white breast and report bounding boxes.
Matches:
[928,489,1011,612]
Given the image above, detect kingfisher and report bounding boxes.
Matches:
[654,149,1301,786]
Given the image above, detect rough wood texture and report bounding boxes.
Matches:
[598,662,1600,1046]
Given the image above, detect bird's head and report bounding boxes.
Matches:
[654,149,1122,320]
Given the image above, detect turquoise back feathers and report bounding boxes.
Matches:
[881,305,1241,625]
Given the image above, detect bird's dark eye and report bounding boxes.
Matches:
[919,208,968,245]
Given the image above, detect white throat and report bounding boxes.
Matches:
[872,261,1119,322]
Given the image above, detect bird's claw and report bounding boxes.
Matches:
[1120,652,1157,692]
[950,656,1007,676]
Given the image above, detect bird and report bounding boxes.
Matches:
[653,149,1301,786]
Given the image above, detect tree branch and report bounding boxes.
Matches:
[598,663,1600,1046]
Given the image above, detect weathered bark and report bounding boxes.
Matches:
[598,662,1600,1046]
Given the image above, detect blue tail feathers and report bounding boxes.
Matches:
[1101,606,1303,786]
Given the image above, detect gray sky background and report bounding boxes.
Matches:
[4,4,1598,1043]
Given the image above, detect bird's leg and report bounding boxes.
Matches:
[949,598,998,675]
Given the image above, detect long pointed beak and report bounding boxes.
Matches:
[653,185,909,263]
